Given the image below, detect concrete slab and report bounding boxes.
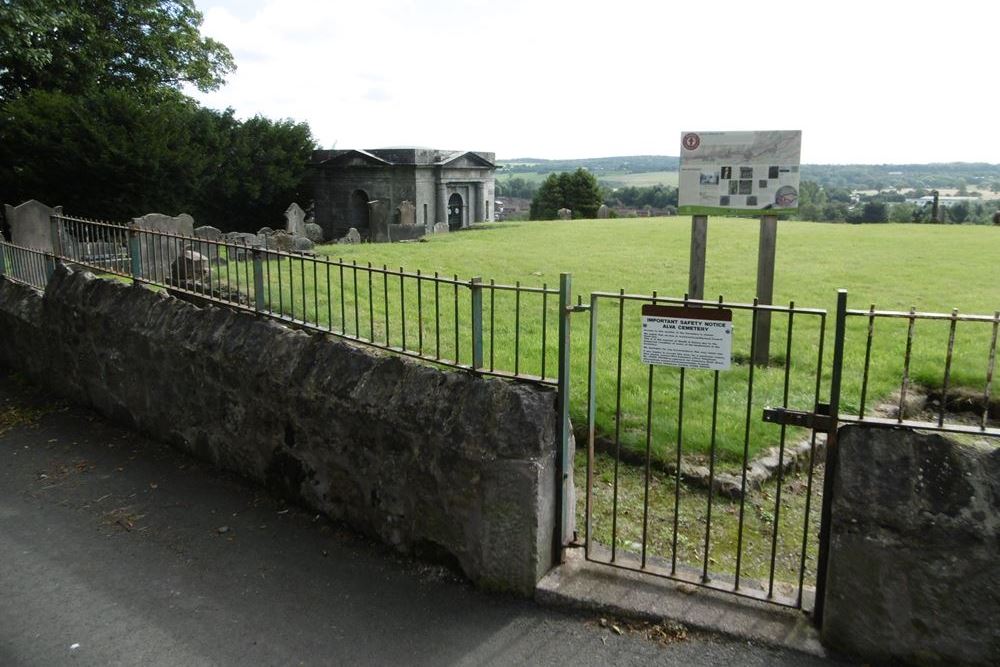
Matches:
[536,549,832,659]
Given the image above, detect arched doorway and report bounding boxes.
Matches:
[448,193,464,231]
[350,189,370,240]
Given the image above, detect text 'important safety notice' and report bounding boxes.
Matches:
[640,305,733,371]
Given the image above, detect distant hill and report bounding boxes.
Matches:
[497,156,1000,192]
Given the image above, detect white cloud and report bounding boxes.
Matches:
[191,0,1000,163]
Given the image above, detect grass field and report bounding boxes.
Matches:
[249,218,999,467]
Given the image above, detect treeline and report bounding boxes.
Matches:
[501,155,679,176]
[0,0,316,233]
[794,181,999,224]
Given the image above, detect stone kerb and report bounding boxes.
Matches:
[132,213,195,281]
[0,266,558,595]
[4,199,63,252]
[821,425,1000,665]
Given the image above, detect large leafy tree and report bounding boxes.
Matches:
[530,168,603,220]
[0,0,235,102]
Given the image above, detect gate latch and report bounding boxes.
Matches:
[762,403,834,432]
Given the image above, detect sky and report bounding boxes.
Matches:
[188,0,999,164]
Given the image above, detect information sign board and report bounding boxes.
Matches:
[640,305,733,370]
[678,130,802,216]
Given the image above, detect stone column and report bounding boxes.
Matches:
[436,179,448,225]
[475,183,486,222]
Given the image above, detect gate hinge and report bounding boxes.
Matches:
[762,404,834,431]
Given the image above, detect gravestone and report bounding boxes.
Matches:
[268,231,295,252]
[284,203,306,237]
[194,225,223,266]
[596,204,610,219]
[304,223,324,243]
[557,208,572,220]
[369,200,390,243]
[292,236,315,253]
[132,212,195,282]
[257,227,275,237]
[170,249,210,286]
[433,222,450,234]
[337,227,362,244]
[4,200,63,252]
[194,225,222,241]
[397,200,416,226]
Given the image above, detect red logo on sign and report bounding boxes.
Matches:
[682,133,701,151]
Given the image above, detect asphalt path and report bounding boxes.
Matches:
[0,369,849,666]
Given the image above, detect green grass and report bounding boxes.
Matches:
[215,219,1000,467]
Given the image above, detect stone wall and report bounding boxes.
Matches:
[822,425,1000,665]
[0,267,558,594]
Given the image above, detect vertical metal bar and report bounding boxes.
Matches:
[264,248,273,314]
[435,273,441,359]
[489,280,495,371]
[368,262,374,342]
[128,225,141,282]
[768,303,796,598]
[983,313,999,431]
[0,240,6,279]
[514,281,521,375]
[352,260,359,336]
[610,288,625,562]
[939,308,959,427]
[585,294,599,559]
[325,261,332,330]
[252,249,265,313]
[340,260,346,334]
[553,272,574,563]
[814,290,848,627]
[640,361,655,569]
[49,215,62,258]
[797,311,827,609]
[453,275,459,364]
[542,285,548,379]
[471,277,483,370]
[313,259,320,325]
[859,305,876,419]
[702,317,722,582]
[400,267,406,350]
[898,305,916,423]
[383,265,390,346]
[277,250,284,315]
[734,299,760,589]
[417,270,424,354]
[670,366,684,575]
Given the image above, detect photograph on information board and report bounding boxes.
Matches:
[678,130,802,217]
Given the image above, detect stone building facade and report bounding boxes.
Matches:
[311,148,496,242]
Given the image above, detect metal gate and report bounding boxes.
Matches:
[569,289,835,611]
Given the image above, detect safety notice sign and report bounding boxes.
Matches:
[641,305,733,370]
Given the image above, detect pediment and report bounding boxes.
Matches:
[320,150,392,168]
[438,152,495,169]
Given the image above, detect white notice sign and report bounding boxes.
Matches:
[640,305,733,370]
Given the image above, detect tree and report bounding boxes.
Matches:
[530,169,603,220]
[0,89,315,231]
[0,0,235,101]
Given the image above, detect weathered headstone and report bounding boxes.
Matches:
[193,225,223,266]
[369,200,390,243]
[433,222,450,234]
[194,225,222,241]
[557,208,572,220]
[257,227,275,237]
[4,200,63,252]
[170,249,210,286]
[304,223,324,243]
[132,212,195,282]
[268,231,295,252]
[596,204,610,219]
[337,227,362,244]
[284,203,306,237]
[292,236,315,253]
[397,200,416,226]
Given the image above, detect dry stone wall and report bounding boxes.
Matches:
[0,266,558,594]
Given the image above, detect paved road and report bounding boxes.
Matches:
[0,369,849,666]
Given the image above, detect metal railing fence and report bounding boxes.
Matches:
[0,241,54,290]
[37,215,562,385]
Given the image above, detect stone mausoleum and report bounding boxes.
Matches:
[311,148,496,242]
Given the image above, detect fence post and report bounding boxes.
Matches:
[128,224,142,283]
[814,288,847,627]
[252,248,266,313]
[470,276,483,370]
[49,215,62,258]
[0,241,6,279]
[553,272,574,564]
[44,252,57,283]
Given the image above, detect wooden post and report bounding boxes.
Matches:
[688,215,707,301]
[753,215,778,365]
